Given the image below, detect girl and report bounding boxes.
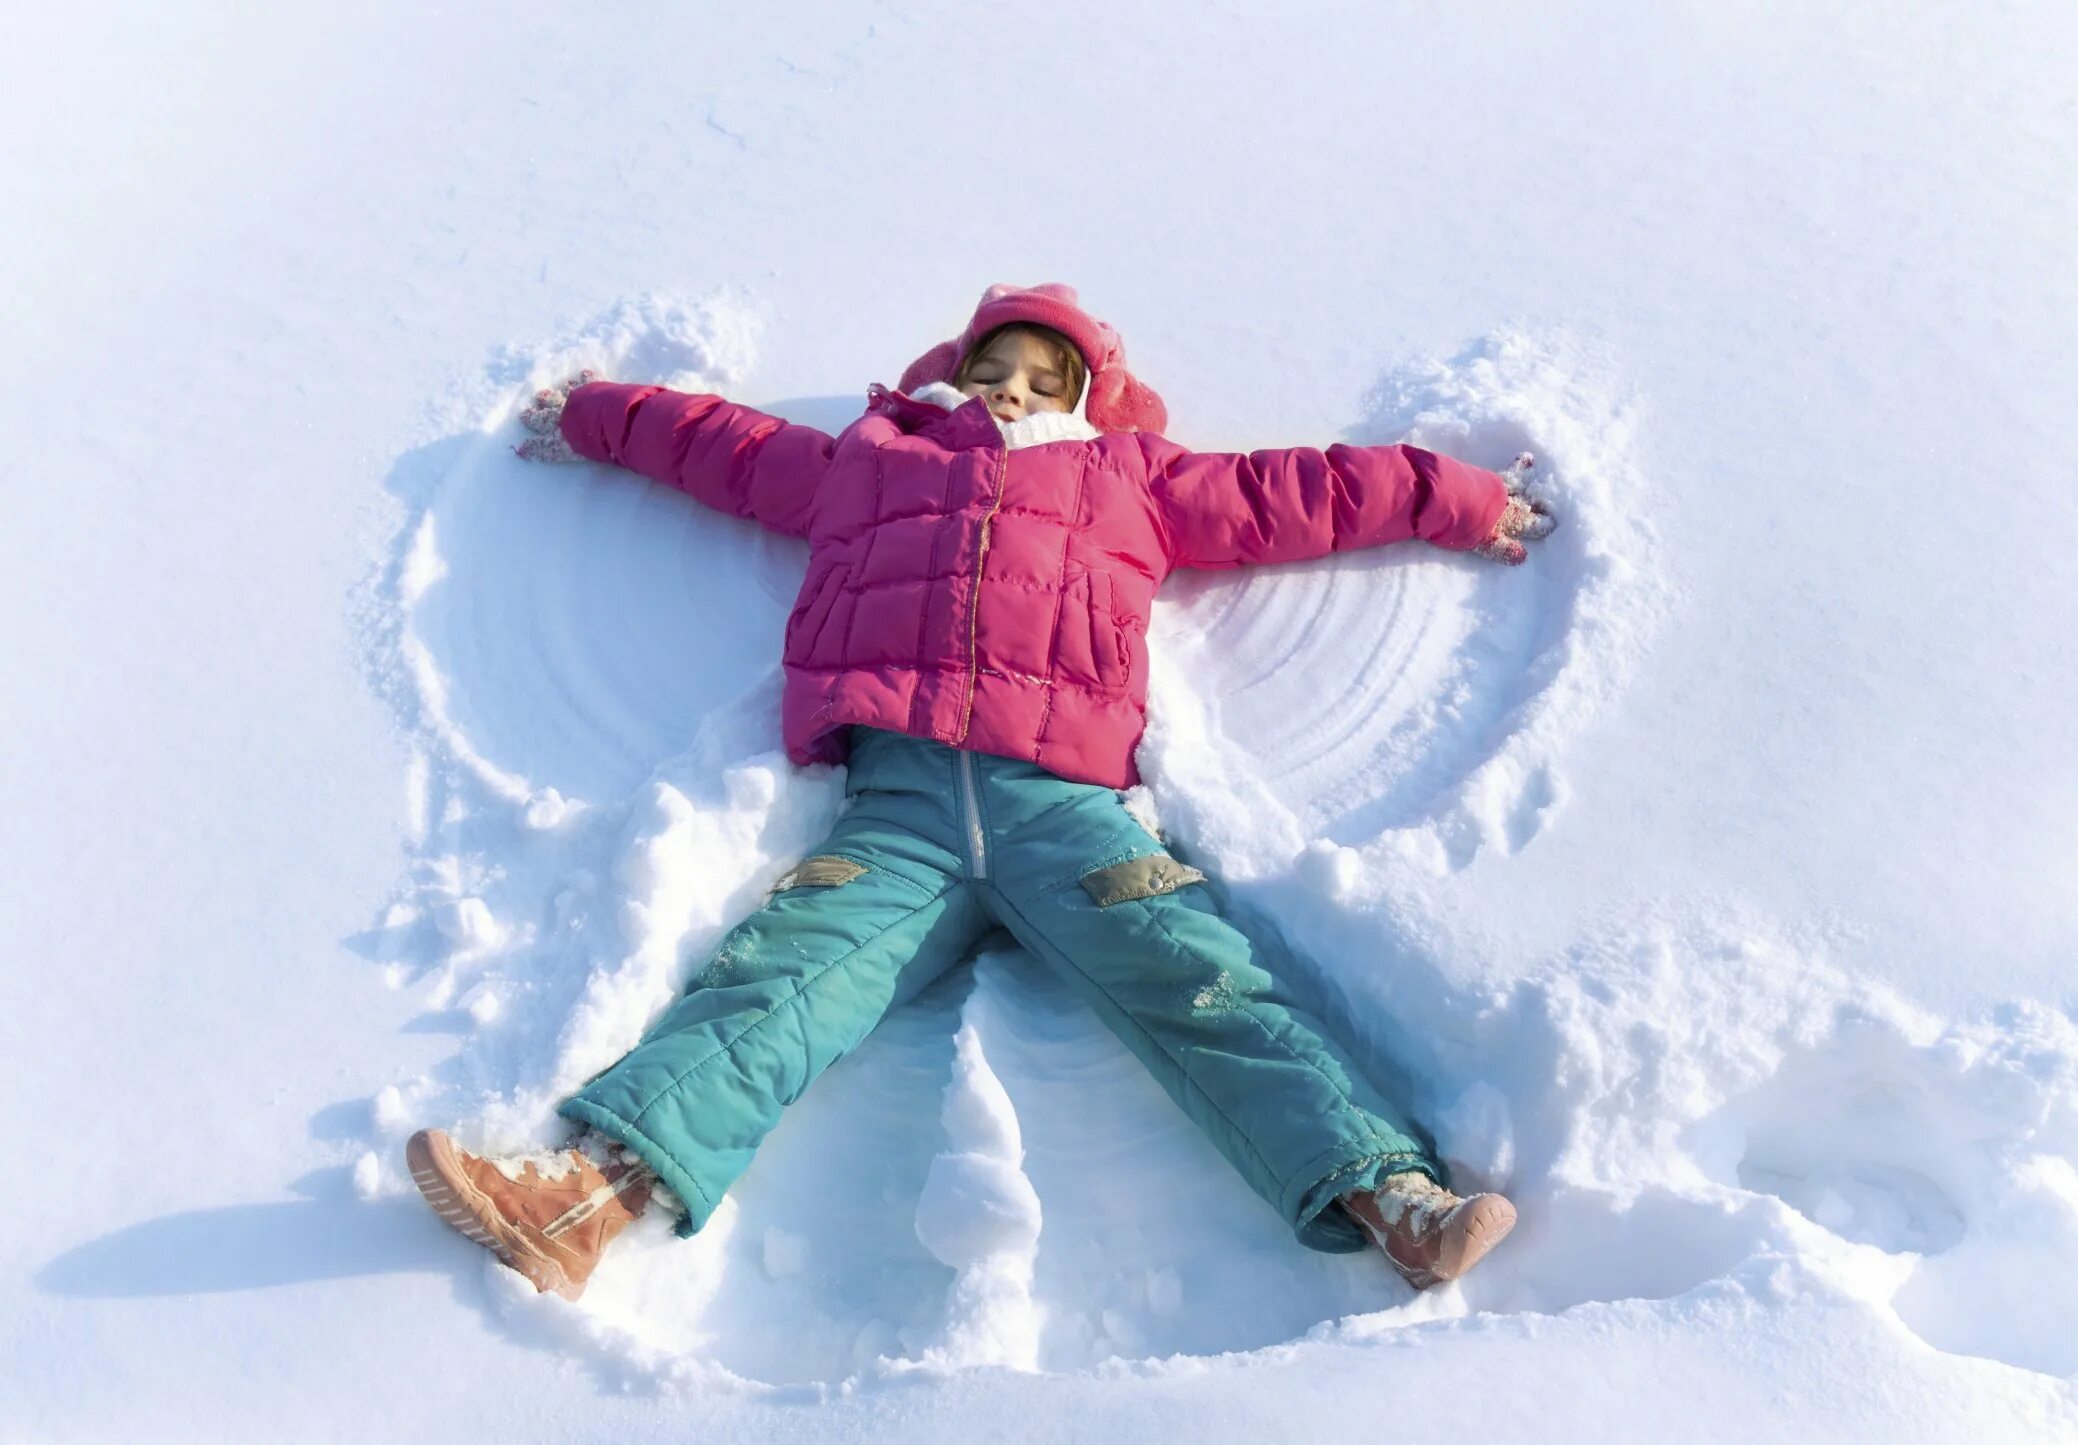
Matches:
[406,283,1555,1301]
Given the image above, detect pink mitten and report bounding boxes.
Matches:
[1473,453,1557,565]
[514,369,601,463]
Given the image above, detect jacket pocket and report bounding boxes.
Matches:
[1088,570,1127,690]
[787,560,851,665]
[1054,570,1099,686]
[1056,567,1130,691]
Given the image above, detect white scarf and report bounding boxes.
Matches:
[909,381,1102,451]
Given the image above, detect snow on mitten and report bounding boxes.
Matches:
[1473,452,1557,565]
[513,368,600,463]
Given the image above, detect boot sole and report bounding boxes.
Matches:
[1425,1193,1518,1286]
[1357,1191,1520,1291]
[405,1129,581,1300]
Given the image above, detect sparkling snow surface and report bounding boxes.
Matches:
[8,3,2077,1441]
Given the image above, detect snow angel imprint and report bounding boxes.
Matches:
[407,282,1555,1301]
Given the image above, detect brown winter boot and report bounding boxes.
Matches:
[405,1128,653,1300]
[1340,1172,1517,1290]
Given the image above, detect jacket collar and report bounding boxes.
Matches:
[867,382,1102,451]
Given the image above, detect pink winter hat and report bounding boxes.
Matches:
[898,283,1168,435]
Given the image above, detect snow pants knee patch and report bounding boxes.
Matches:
[1079,853,1206,907]
[767,854,868,894]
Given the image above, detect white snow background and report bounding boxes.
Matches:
[6,2,2076,1441]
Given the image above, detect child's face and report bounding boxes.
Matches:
[957,330,1077,424]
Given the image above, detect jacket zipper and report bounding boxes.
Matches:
[953,425,1008,879]
[957,747,988,879]
[954,437,1010,743]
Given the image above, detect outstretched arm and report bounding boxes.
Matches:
[1139,434,1539,570]
[518,373,834,539]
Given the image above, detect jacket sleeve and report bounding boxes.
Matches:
[558,381,834,539]
[1136,433,1508,570]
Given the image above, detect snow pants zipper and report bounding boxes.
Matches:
[956,747,989,879]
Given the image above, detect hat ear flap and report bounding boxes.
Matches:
[899,340,963,395]
[1117,373,1168,434]
[1085,369,1168,435]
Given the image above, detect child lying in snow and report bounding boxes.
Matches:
[407,283,1554,1300]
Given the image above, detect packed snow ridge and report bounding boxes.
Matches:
[350,294,2078,1393]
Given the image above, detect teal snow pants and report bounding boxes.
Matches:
[558,727,1438,1253]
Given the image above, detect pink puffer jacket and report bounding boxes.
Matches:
[559,380,1507,789]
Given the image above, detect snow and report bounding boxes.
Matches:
[6,1,2077,1440]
